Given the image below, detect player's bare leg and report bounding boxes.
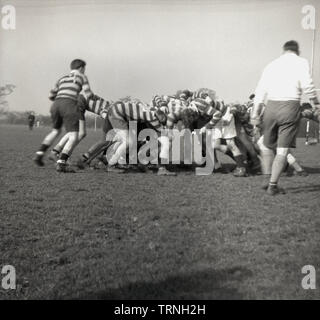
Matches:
[225,138,247,177]
[287,152,308,176]
[34,128,61,166]
[56,131,79,173]
[257,136,275,175]
[157,135,176,176]
[105,129,128,173]
[265,147,289,195]
[50,120,86,163]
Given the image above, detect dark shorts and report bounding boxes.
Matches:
[79,110,85,121]
[262,100,301,149]
[50,98,81,132]
[107,106,128,130]
[102,108,114,134]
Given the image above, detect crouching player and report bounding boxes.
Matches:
[229,103,261,173]
[33,59,94,172]
[194,98,248,177]
[104,101,175,175]
[152,94,199,168]
[49,93,111,165]
[210,102,248,177]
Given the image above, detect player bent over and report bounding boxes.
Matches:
[49,93,110,164]
[105,101,175,175]
[33,59,94,172]
[193,98,248,177]
[209,103,248,177]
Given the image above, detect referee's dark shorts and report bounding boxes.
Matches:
[262,100,301,149]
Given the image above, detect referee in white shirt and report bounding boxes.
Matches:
[251,40,320,195]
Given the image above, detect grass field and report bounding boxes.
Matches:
[0,124,320,300]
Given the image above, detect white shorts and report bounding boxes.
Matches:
[212,117,237,140]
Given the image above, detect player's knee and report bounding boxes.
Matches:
[68,132,79,143]
[52,128,61,136]
[78,132,87,140]
[226,139,237,152]
[277,147,289,156]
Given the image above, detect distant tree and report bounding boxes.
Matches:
[0,84,16,114]
[118,96,132,103]
[118,96,143,104]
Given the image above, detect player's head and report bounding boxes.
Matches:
[195,88,210,100]
[301,102,313,119]
[249,94,255,101]
[181,108,199,129]
[177,89,192,100]
[70,59,86,73]
[155,109,167,125]
[153,95,167,108]
[301,102,312,111]
[283,40,300,55]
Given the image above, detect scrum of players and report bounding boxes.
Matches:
[39,87,320,177]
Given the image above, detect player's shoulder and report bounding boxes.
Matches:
[265,56,280,70]
[296,55,309,67]
[70,70,88,81]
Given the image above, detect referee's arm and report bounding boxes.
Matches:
[250,68,268,125]
[300,59,319,106]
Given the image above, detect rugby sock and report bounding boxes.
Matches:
[260,149,274,175]
[225,150,235,161]
[59,153,69,162]
[82,153,89,161]
[52,148,61,155]
[234,155,246,168]
[218,145,228,153]
[36,144,49,155]
[270,154,287,184]
[287,153,303,172]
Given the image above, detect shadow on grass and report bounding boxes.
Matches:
[80,266,252,300]
[286,184,320,193]
[303,167,320,174]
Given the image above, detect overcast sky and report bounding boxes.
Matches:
[0,0,319,114]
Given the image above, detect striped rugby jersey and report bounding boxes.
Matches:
[301,105,320,123]
[229,104,250,123]
[190,98,224,128]
[206,99,228,128]
[49,70,93,102]
[110,101,163,132]
[151,95,168,109]
[165,103,187,129]
[192,89,209,100]
[78,94,111,118]
[228,104,254,135]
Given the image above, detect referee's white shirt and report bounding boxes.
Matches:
[254,52,317,105]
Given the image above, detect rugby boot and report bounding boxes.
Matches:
[33,153,45,167]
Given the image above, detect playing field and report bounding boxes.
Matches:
[0,124,320,300]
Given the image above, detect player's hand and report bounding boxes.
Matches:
[199,127,206,135]
[221,119,230,126]
[250,115,261,126]
[252,126,261,143]
[101,112,107,119]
